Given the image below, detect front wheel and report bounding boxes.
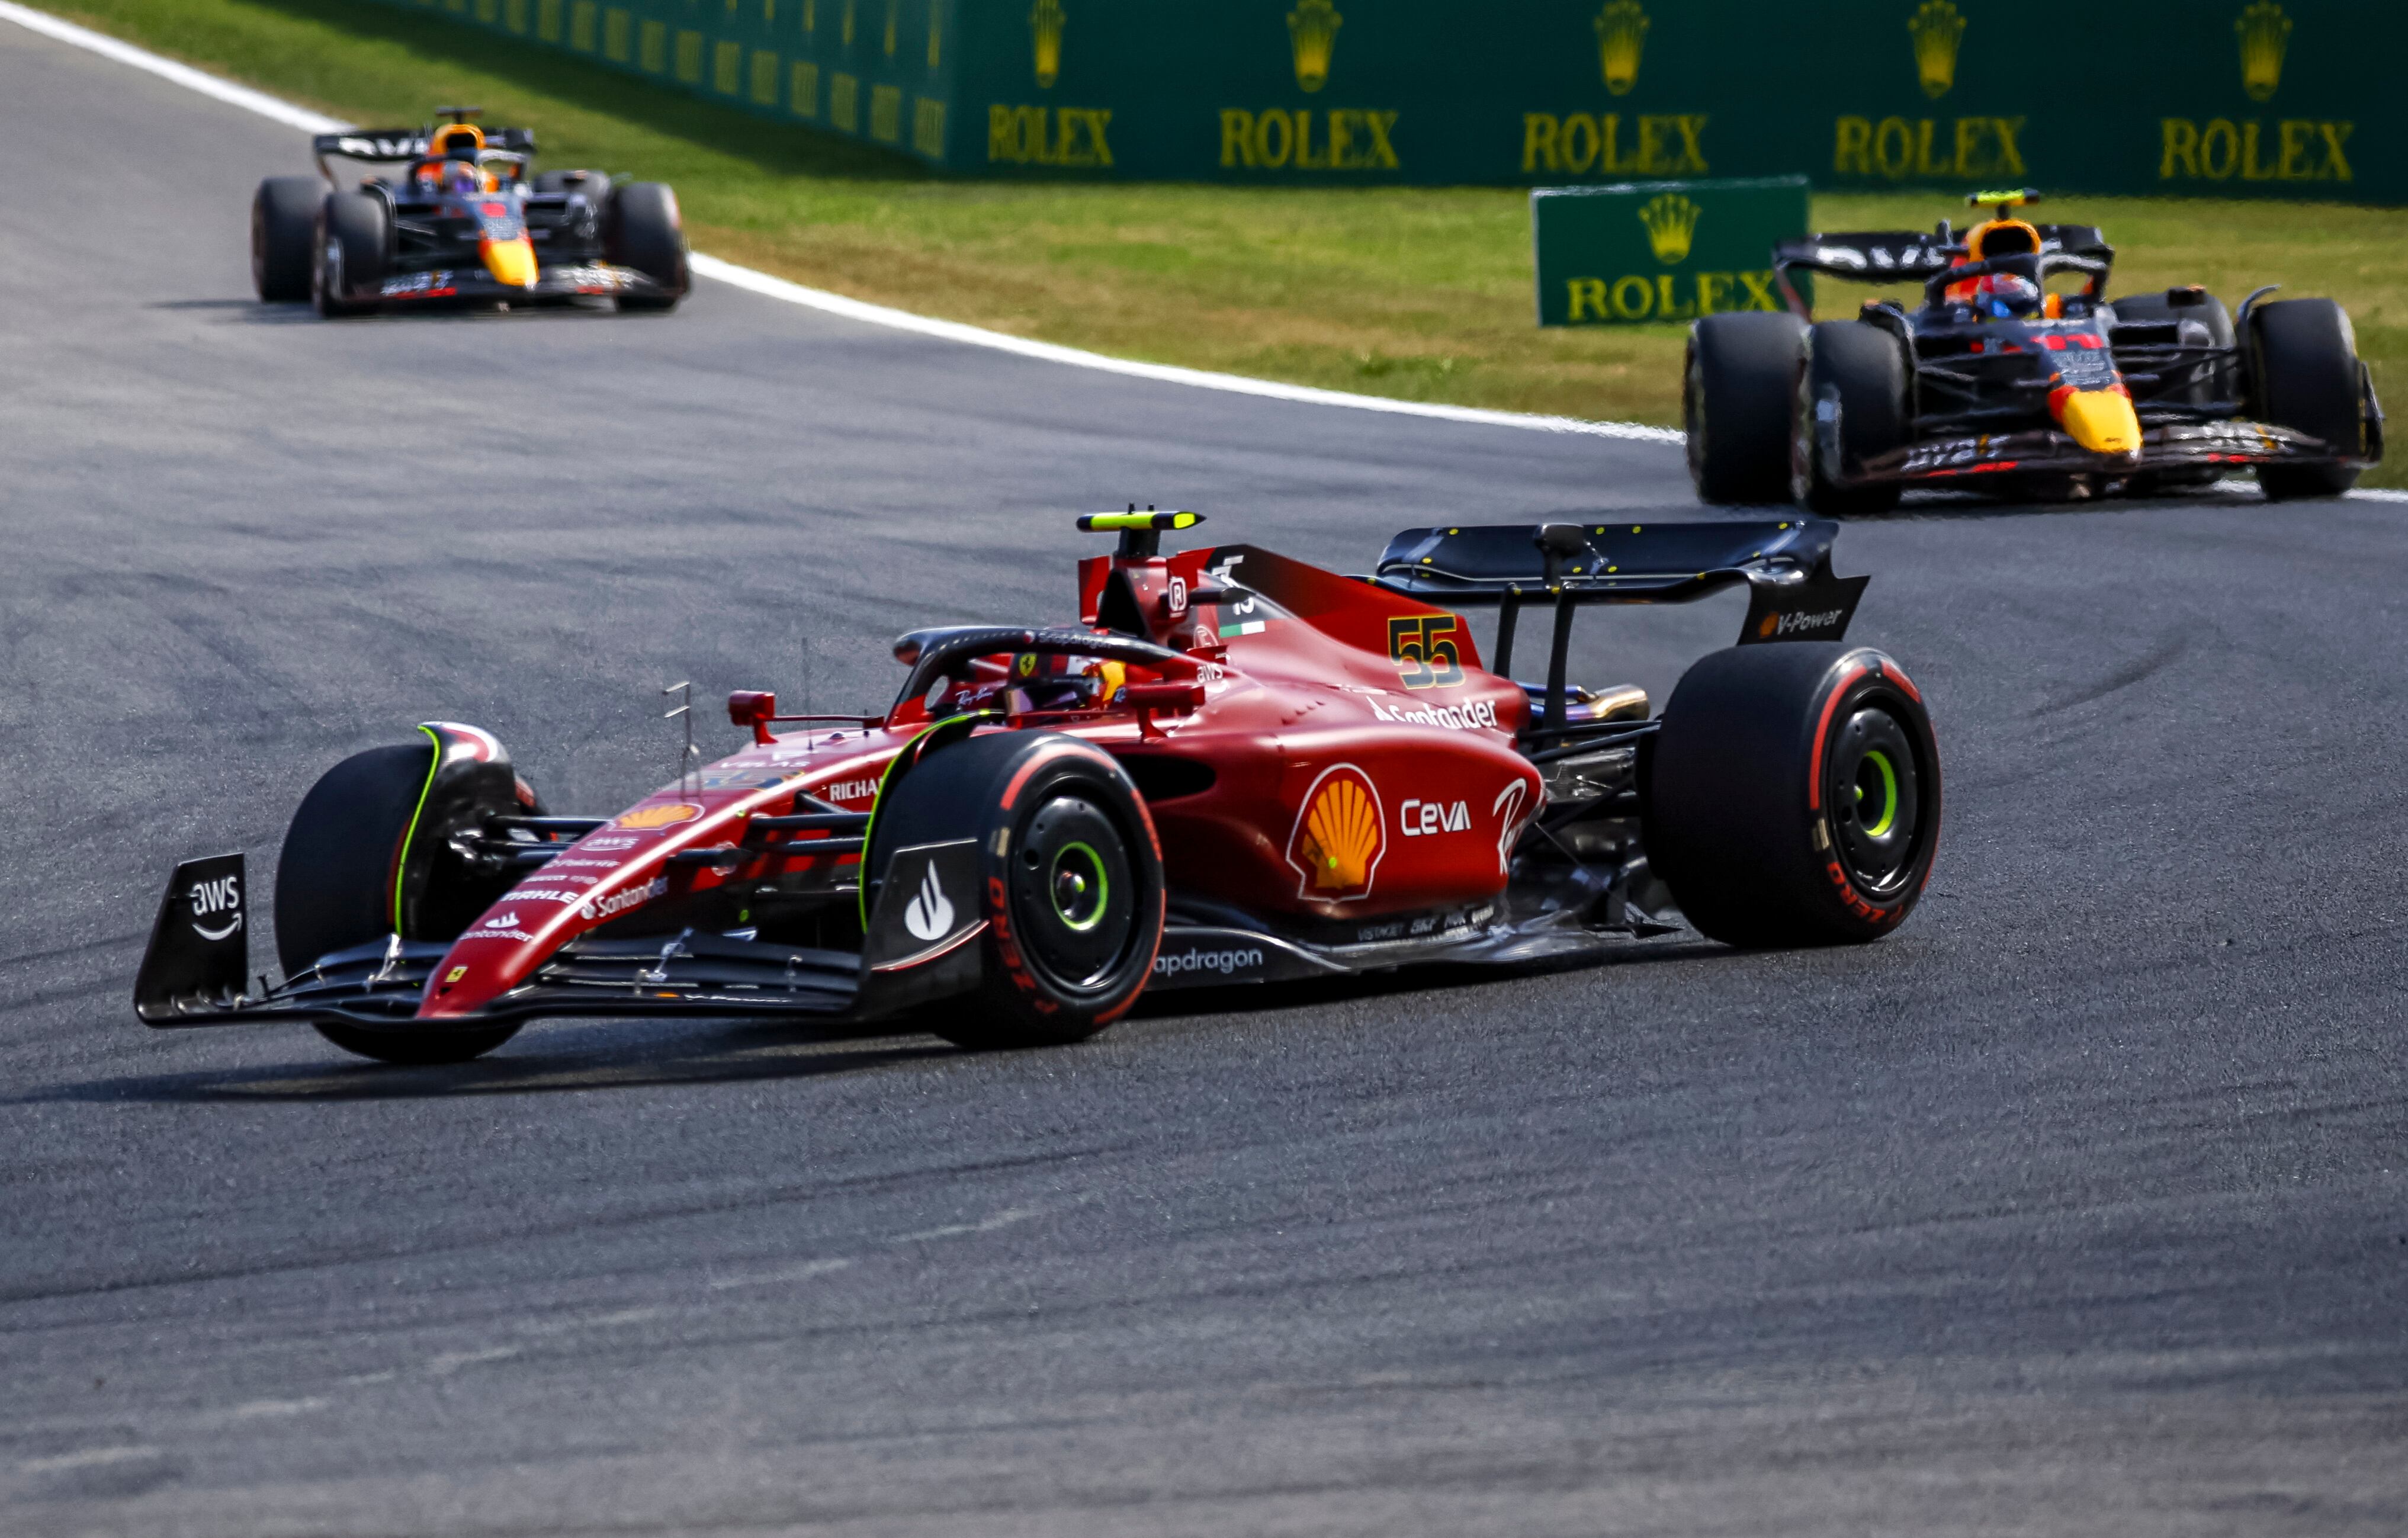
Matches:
[275,730,533,1064]
[606,181,688,312]
[865,731,1164,1049]
[1793,321,1908,515]
[2249,298,2368,500]
[313,191,388,318]
[252,176,321,301]
[1642,643,1940,946]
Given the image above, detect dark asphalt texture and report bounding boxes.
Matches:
[4,21,2406,1536]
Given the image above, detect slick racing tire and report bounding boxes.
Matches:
[2249,298,2365,500]
[275,736,534,1064]
[1642,643,1940,947]
[606,182,687,313]
[865,731,1163,1049]
[1685,312,1805,505]
[1793,321,1909,515]
[313,191,389,318]
[252,176,321,302]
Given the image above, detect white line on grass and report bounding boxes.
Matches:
[0,0,1680,444]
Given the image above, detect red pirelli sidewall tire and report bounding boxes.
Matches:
[866,731,1165,1049]
[1642,642,1940,947]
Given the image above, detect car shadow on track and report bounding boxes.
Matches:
[27,939,1732,1105]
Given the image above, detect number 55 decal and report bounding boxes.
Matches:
[1388,615,1466,690]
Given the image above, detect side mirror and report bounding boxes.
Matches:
[728,690,777,746]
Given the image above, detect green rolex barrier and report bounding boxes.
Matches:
[351,0,2403,203]
[1534,176,1809,327]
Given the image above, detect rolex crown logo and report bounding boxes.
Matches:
[1288,0,1341,94]
[1907,0,1966,100]
[1638,192,1700,265]
[1594,1,1648,97]
[1029,0,1064,88]
[2236,1,2290,102]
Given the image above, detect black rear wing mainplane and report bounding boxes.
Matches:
[1370,519,1868,742]
[1772,224,2114,318]
[310,126,537,181]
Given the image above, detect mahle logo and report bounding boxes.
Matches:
[1595,1,1648,96]
[1029,0,1064,88]
[1907,1,1966,100]
[1638,192,1700,264]
[1288,0,1340,93]
[2236,2,2290,101]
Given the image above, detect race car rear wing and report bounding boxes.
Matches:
[1371,519,1867,737]
[1773,224,2112,316]
[312,126,537,176]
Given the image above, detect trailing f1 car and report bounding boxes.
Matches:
[251,108,688,317]
[1686,189,2383,509]
[134,512,1939,1064]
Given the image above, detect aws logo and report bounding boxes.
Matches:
[187,872,242,942]
[1286,764,1384,901]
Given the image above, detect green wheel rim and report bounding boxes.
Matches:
[1051,841,1109,932]
[1856,749,1899,839]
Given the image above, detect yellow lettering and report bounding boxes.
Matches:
[1953,117,1984,175]
[1655,274,1697,322]
[1523,113,1561,174]
[2278,118,2314,179]
[1295,110,1327,169]
[1089,109,1113,168]
[1327,110,1358,168]
[1255,108,1293,168]
[1221,109,1255,168]
[1989,117,2025,176]
[1835,115,1873,175]
[1915,118,1948,176]
[1669,114,1709,174]
[1562,113,1599,174]
[1567,278,1608,322]
[1611,275,1654,320]
[988,104,1014,161]
[1601,113,1633,172]
[2320,121,2353,181]
[2159,118,2200,179]
[1363,111,1399,169]
[1737,270,1778,310]
[1874,117,1913,179]
[2242,120,2274,180]
[2200,118,2237,178]
[1697,271,1735,315]
[1637,114,1671,173]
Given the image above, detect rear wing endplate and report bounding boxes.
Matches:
[1371,519,1868,736]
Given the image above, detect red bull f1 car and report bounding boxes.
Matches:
[1687,190,2383,509]
[134,512,1940,1064]
[251,108,688,317]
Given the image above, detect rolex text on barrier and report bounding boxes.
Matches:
[1534,177,1808,327]
[351,0,2401,201]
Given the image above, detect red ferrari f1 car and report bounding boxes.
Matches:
[135,513,1940,1064]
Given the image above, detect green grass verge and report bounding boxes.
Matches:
[37,0,2407,487]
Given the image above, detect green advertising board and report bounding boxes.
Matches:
[1533,176,1809,327]
[352,0,2403,203]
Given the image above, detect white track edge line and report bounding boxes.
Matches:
[2348,487,2408,503]
[1,0,1680,445]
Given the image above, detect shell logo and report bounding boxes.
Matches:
[615,802,702,830]
[1285,764,1385,901]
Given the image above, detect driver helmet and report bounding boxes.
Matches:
[1973,271,2042,320]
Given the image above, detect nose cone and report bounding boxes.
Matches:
[481,234,538,288]
[2057,387,2141,457]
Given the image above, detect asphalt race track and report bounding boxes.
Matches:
[4,21,2406,1537]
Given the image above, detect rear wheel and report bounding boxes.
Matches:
[1793,321,1909,515]
[2249,298,2367,500]
[606,181,687,313]
[1685,312,1806,505]
[312,191,388,318]
[275,737,526,1064]
[252,176,320,301]
[1642,643,1940,946]
[865,731,1163,1049]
